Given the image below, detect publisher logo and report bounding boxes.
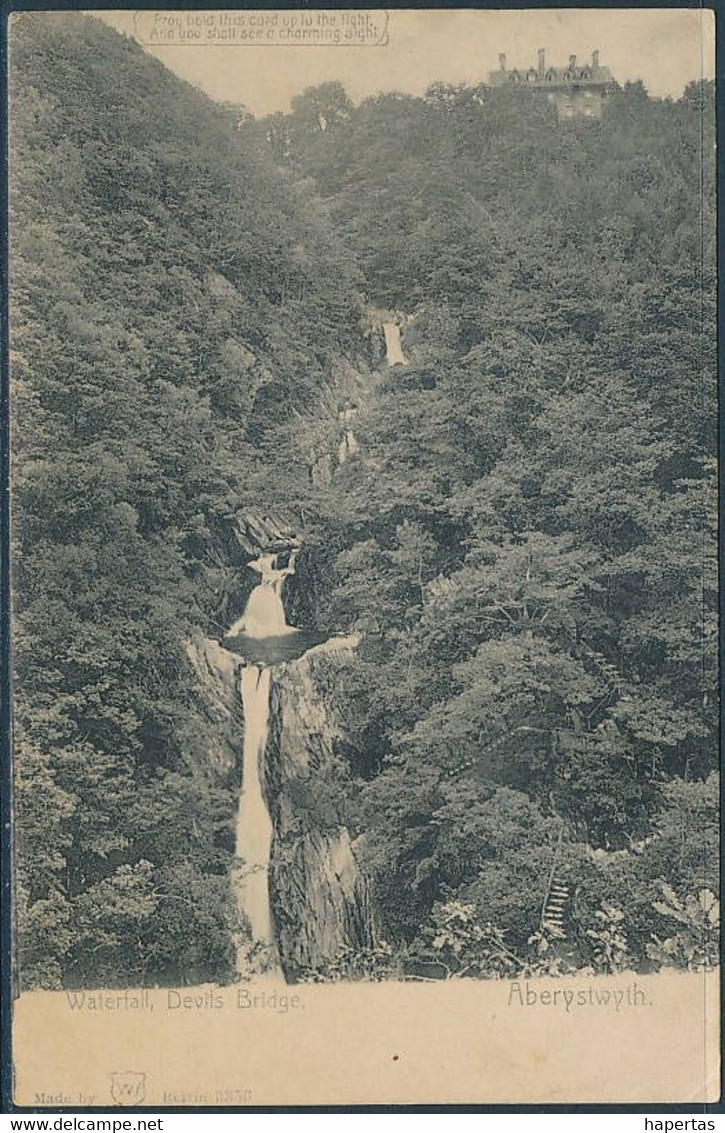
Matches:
[110,1071,147,1105]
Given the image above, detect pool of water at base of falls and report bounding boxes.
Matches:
[222,627,329,667]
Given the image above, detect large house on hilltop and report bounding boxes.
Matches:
[488,49,616,120]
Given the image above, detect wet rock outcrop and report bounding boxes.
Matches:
[266,645,376,977]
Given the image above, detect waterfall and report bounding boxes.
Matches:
[228,551,298,976]
[210,540,369,979]
[234,663,276,974]
[338,428,360,465]
[336,403,360,466]
[227,552,298,638]
[383,320,407,366]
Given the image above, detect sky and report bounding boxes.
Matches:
[95,8,715,117]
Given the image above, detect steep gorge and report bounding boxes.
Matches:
[191,538,372,980]
[189,313,409,980]
[12,12,717,992]
[10,12,386,990]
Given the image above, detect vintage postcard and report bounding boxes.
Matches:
[7,6,719,1108]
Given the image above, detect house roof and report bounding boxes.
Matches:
[488,59,614,90]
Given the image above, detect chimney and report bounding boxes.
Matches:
[591,49,600,69]
[569,54,577,70]
[538,48,545,75]
[499,52,507,73]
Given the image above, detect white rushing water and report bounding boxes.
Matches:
[234,663,275,972]
[228,551,299,975]
[338,428,360,465]
[227,552,298,639]
[225,548,361,977]
[383,320,407,366]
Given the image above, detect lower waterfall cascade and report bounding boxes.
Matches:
[228,552,296,975]
[234,663,276,973]
[217,545,367,979]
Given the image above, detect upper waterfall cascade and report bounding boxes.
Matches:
[311,314,410,481]
[337,406,360,466]
[338,429,360,465]
[383,321,407,366]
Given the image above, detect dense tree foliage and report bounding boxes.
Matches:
[10,13,365,988]
[261,75,718,972]
[11,13,717,986]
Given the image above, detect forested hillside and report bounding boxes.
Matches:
[249,76,718,974]
[11,12,717,988]
[10,12,366,988]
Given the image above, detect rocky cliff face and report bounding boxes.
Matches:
[188,631,375,980]
[185,354,380,979]
[266,644,376,979]
[185,634,242,782]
